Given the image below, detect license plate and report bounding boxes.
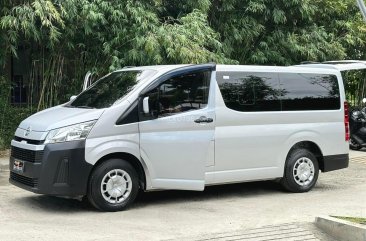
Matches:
[13,160,24,173]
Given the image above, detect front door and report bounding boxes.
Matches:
[139,65,215,191]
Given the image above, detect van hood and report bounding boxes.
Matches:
[18,105,105,132]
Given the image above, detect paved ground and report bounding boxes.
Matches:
[0,150,365,240]
[174,223,334,241]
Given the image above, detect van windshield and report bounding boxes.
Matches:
[69,70,155,109]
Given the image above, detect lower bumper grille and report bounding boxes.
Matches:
[11,146,43,163]
[10,172,38,187]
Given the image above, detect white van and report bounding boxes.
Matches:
[10,63,350,211]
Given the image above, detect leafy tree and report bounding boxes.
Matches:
[313,0,366,105]
[314,0,366,60]
[0,0,232,110]
[1,0,366,148]
[209,0,346,65]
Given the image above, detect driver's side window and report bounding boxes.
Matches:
[147,70,211,119]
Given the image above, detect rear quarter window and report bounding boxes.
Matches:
[279,73,340,111]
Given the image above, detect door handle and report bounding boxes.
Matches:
[194,116,214,124]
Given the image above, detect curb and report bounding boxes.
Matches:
[315,216,366,241]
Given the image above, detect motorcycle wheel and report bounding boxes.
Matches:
[350,138,362,150]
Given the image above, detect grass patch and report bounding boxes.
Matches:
[332,216,366,225]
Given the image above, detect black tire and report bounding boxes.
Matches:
[87,159,139,212]
[281,149,319,193]
[350,138,362,150]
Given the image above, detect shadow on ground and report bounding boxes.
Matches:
[13,195,94,213]
[12,180,283,213]
[135,181,282,208]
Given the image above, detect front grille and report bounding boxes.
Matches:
[14,136,44,145]
[10,172,38,187]
[11,146,44,163]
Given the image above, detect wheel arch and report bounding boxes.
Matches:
[90,152,149,190]
[286,141,325,172]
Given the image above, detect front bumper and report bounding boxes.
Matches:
[9,140,93,197]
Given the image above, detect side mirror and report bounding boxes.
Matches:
[70,95,77,101]
[363,98,366,104]
[143,97,150,114]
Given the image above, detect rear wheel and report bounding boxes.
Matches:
[281,149,319,193]
[87,159,139,212]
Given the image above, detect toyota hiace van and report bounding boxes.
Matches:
[9,63,350,211]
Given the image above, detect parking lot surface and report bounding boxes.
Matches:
[0,150,365,240]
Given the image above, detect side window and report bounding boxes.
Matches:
[280,73,340,111]
[146,71,211,118]
[217,72,281,112]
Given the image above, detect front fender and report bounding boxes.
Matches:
[85,134,153,189]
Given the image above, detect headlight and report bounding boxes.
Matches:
[44,120,96,144]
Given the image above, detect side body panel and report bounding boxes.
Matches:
[85,97,150,187]
[138,69,217,191]
[139,110,215,190]
[211,67,348,185]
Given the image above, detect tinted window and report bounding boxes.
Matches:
[217,72,281,112]
[280,73,340,111]
[70,70,156,109]
[146,71,211,118]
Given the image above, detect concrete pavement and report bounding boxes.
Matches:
[172,223,334,241]
[349,148,366,158]
[0,150,365,240]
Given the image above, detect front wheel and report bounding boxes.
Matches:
[281,149,319,193]
[87,159,139,212]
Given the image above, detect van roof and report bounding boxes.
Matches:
[294,60,366,71]
[115,63,358,75]
[115,64,191,73]
[216,65,339,74]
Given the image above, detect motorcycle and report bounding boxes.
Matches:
[349,98,366,150]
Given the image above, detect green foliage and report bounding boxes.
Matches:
[314,0,366,60]
[342,70,366,107]
[332,216,366,225]
[0,0,64,53]
[1,0,366,149]
[2,0,365,71]
[0,75,34,149]
[116,9,236,67]
[209,0,349,65]
[0,106,34,150]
